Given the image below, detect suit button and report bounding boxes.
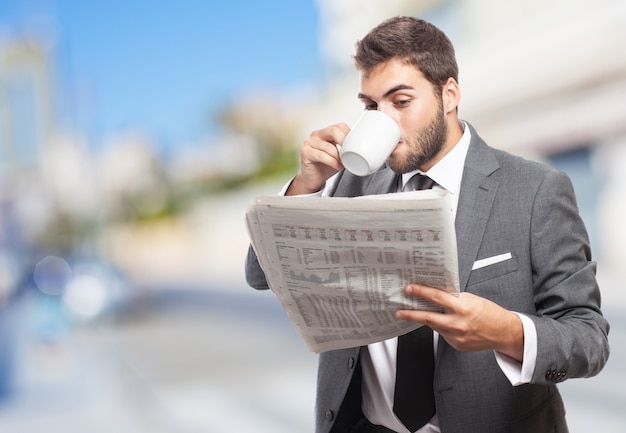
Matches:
[326,410,334,421]
[545,369,567,382]
[348,357,355,369]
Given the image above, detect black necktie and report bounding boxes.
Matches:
[394,173,436,432]
[403,173,435,192]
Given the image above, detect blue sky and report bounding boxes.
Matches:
[0,1,324,152]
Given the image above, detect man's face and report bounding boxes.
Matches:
[358,59,448,174]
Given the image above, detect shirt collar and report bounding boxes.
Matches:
[400,121,471,197]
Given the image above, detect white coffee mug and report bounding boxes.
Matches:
[339,110,401,176]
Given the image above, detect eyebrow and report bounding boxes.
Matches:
[357,84,415,100]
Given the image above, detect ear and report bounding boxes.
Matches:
[442,77,461,114]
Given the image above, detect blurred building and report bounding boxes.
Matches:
[0,36,99,253]
[0,38,54,179]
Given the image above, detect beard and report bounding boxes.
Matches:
[387,101,447,174]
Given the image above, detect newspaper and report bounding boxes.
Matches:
[245,189,460,353]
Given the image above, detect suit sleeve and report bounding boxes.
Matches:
[529,169,610,384]
[245,245,270,290]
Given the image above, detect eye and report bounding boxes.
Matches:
[363,102,378,110]
[394,99,411,107]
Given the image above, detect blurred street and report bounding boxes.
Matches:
[0,271,624,433]
[0,286,318,433]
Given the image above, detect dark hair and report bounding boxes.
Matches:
[354,16,458,90]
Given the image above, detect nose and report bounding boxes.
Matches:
[377,105,397,123]
[377,105,389,116]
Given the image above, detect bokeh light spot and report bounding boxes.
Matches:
[63,274,108,321]
[33,256,72,295]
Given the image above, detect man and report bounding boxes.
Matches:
[245,16,609,433]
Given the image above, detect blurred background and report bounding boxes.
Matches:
[0,0,624,432]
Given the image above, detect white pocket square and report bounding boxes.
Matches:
[472,252,513,270]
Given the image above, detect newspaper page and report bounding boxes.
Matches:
[245,189,460,353]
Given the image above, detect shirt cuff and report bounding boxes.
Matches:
[494,313,537,386]
[279,173,340,197]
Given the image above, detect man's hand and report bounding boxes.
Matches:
[396,284,525,362]
[286,123,349,196]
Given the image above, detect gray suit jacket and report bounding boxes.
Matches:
[245,124,610,433]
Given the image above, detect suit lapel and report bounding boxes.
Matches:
[455,126,500,292]
[331,165,400,197]
[364,165,400,194]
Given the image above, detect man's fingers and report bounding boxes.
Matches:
[405,284,459,310]
[311,122,350,143]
